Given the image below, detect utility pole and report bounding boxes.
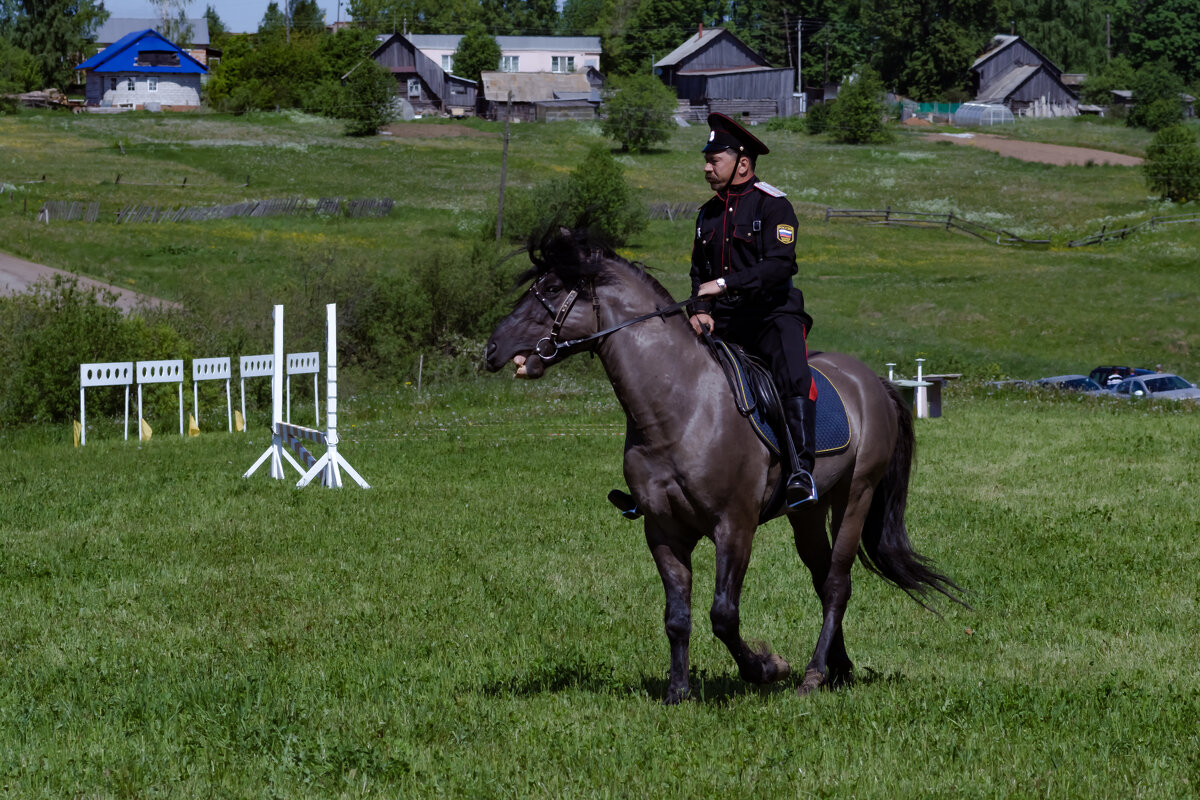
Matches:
[796,18,802,94]
[496,91,513,242]
[285,0,291,44]
[1106,14,1111,62]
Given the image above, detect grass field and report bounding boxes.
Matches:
[1,110,1199,796]
[2,377,1198,797]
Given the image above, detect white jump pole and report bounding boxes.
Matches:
[295,303,369,489]
[243,305,290,480]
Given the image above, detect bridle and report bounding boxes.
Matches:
[527,273,694,361]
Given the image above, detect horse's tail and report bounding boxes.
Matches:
[857,380,966,610]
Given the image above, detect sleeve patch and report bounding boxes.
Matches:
[776,224,795,244]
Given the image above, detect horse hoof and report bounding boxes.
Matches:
[797,668,825,696]
[762,653,791,684]
[664,686,691,705]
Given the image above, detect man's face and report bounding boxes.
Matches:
[704,149,743,192]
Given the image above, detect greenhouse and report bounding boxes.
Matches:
[952,102,1015,126]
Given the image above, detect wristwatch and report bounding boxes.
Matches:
[715,277,727,292]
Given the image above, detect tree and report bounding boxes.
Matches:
[203,4,228,48]
[1127,57,1185,130]
[860,0,1005,98]
[480,0,557,35]
[0,35,42,93]
[1126,0,1200,84]
[290,0,327,36]
[11,0,108,89]
[1009,0,1108,75]
[150,0,193,48]
[600,72,677,152]
[452,25,501,84]
[1143,124,1200,202]
[1080,54,1136,106]
[345,0,478,35]
[258,2,287,38]
[827,66,891,144]
[344,59,395,135]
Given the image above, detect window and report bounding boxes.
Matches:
[441,55,453,72]
[127,77,135,91]
[408,78,421,98]
[551,56,575,73]
[500,55,519,72]
[148,77,158,92]
[109,77,117,92]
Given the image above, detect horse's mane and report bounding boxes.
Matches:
[517,227,678,308]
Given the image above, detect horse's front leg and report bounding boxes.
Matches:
[711,525,791,685]
[645,525,696,704]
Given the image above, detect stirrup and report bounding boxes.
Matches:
[608,489,642,520]
[786,470,817,508]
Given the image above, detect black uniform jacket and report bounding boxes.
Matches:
[689,178,808,326]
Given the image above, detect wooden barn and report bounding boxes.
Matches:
[479,71,601,122]
[654,25,794,121]
[971,35,1078,117]
[349,33,477,116]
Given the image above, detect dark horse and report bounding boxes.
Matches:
[485,231,961,702]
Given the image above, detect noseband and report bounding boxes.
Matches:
[527,273,694,361]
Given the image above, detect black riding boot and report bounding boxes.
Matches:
[783,395,818,508]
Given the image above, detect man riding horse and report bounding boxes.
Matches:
[688,113,817,508]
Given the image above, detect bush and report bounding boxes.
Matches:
[600,73,677,153]
[828,67,892,144]
[343,59,395,136]
[496,145,647,245]
[1127,58,1185,131]
[0,277,191,425]
[764,115,806,133]
[1143,124,1200,202]
[805,101,833,135]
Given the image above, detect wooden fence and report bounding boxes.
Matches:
[825,207,1050,247]
[1066,211,1200,247]
[37,197,395,224]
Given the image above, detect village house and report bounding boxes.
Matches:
[76,28,206,111]
[92,17,219,68]
[654,25,795,122]
[409,35,602,76]
[354,33,478,116]
[970,35,1078,117]
[479,69,602,122]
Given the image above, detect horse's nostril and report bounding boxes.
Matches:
[486,341,497,356]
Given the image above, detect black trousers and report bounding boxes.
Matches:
[717,309,814,401]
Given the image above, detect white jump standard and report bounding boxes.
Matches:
[243,304,370,489]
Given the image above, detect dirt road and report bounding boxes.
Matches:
[0,250,177,312]
[924,132,1144,166]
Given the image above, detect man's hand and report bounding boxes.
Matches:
[697,279,724,298]
[689,313,714,336]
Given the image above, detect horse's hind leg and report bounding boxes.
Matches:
[646,525,698,704]
[791,486,870,694]
[710,528,791,686]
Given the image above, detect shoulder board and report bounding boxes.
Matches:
[754,181,786,197]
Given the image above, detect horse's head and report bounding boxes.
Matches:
[485,229,613,379]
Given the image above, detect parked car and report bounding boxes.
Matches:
[1111,373,1200,401]
[1035,374,1107,394]
[1089,365,1153,388]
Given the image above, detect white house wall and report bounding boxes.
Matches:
[86,72,202,108]
[421,45,600,74]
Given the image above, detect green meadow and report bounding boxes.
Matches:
[1,110,1198,797]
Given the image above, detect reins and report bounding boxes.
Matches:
[529,273,696,361]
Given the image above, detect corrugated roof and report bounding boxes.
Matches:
[409,34,601,52]
[977,64,1038,103]
[480,71,594,103]
[76,29,208,74]
[654,28,731,67]
[95,17,210,46]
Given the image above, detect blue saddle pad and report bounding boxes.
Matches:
[715,340,849,460]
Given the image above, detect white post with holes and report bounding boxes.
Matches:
[192,357,233,433]
[239,354,274,432]
[136,359,185,439]
[285,351,320,426]
[79,361,134,445]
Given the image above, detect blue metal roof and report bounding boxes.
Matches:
[77,28,207,74]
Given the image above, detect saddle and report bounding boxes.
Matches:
[608,338,851,523]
